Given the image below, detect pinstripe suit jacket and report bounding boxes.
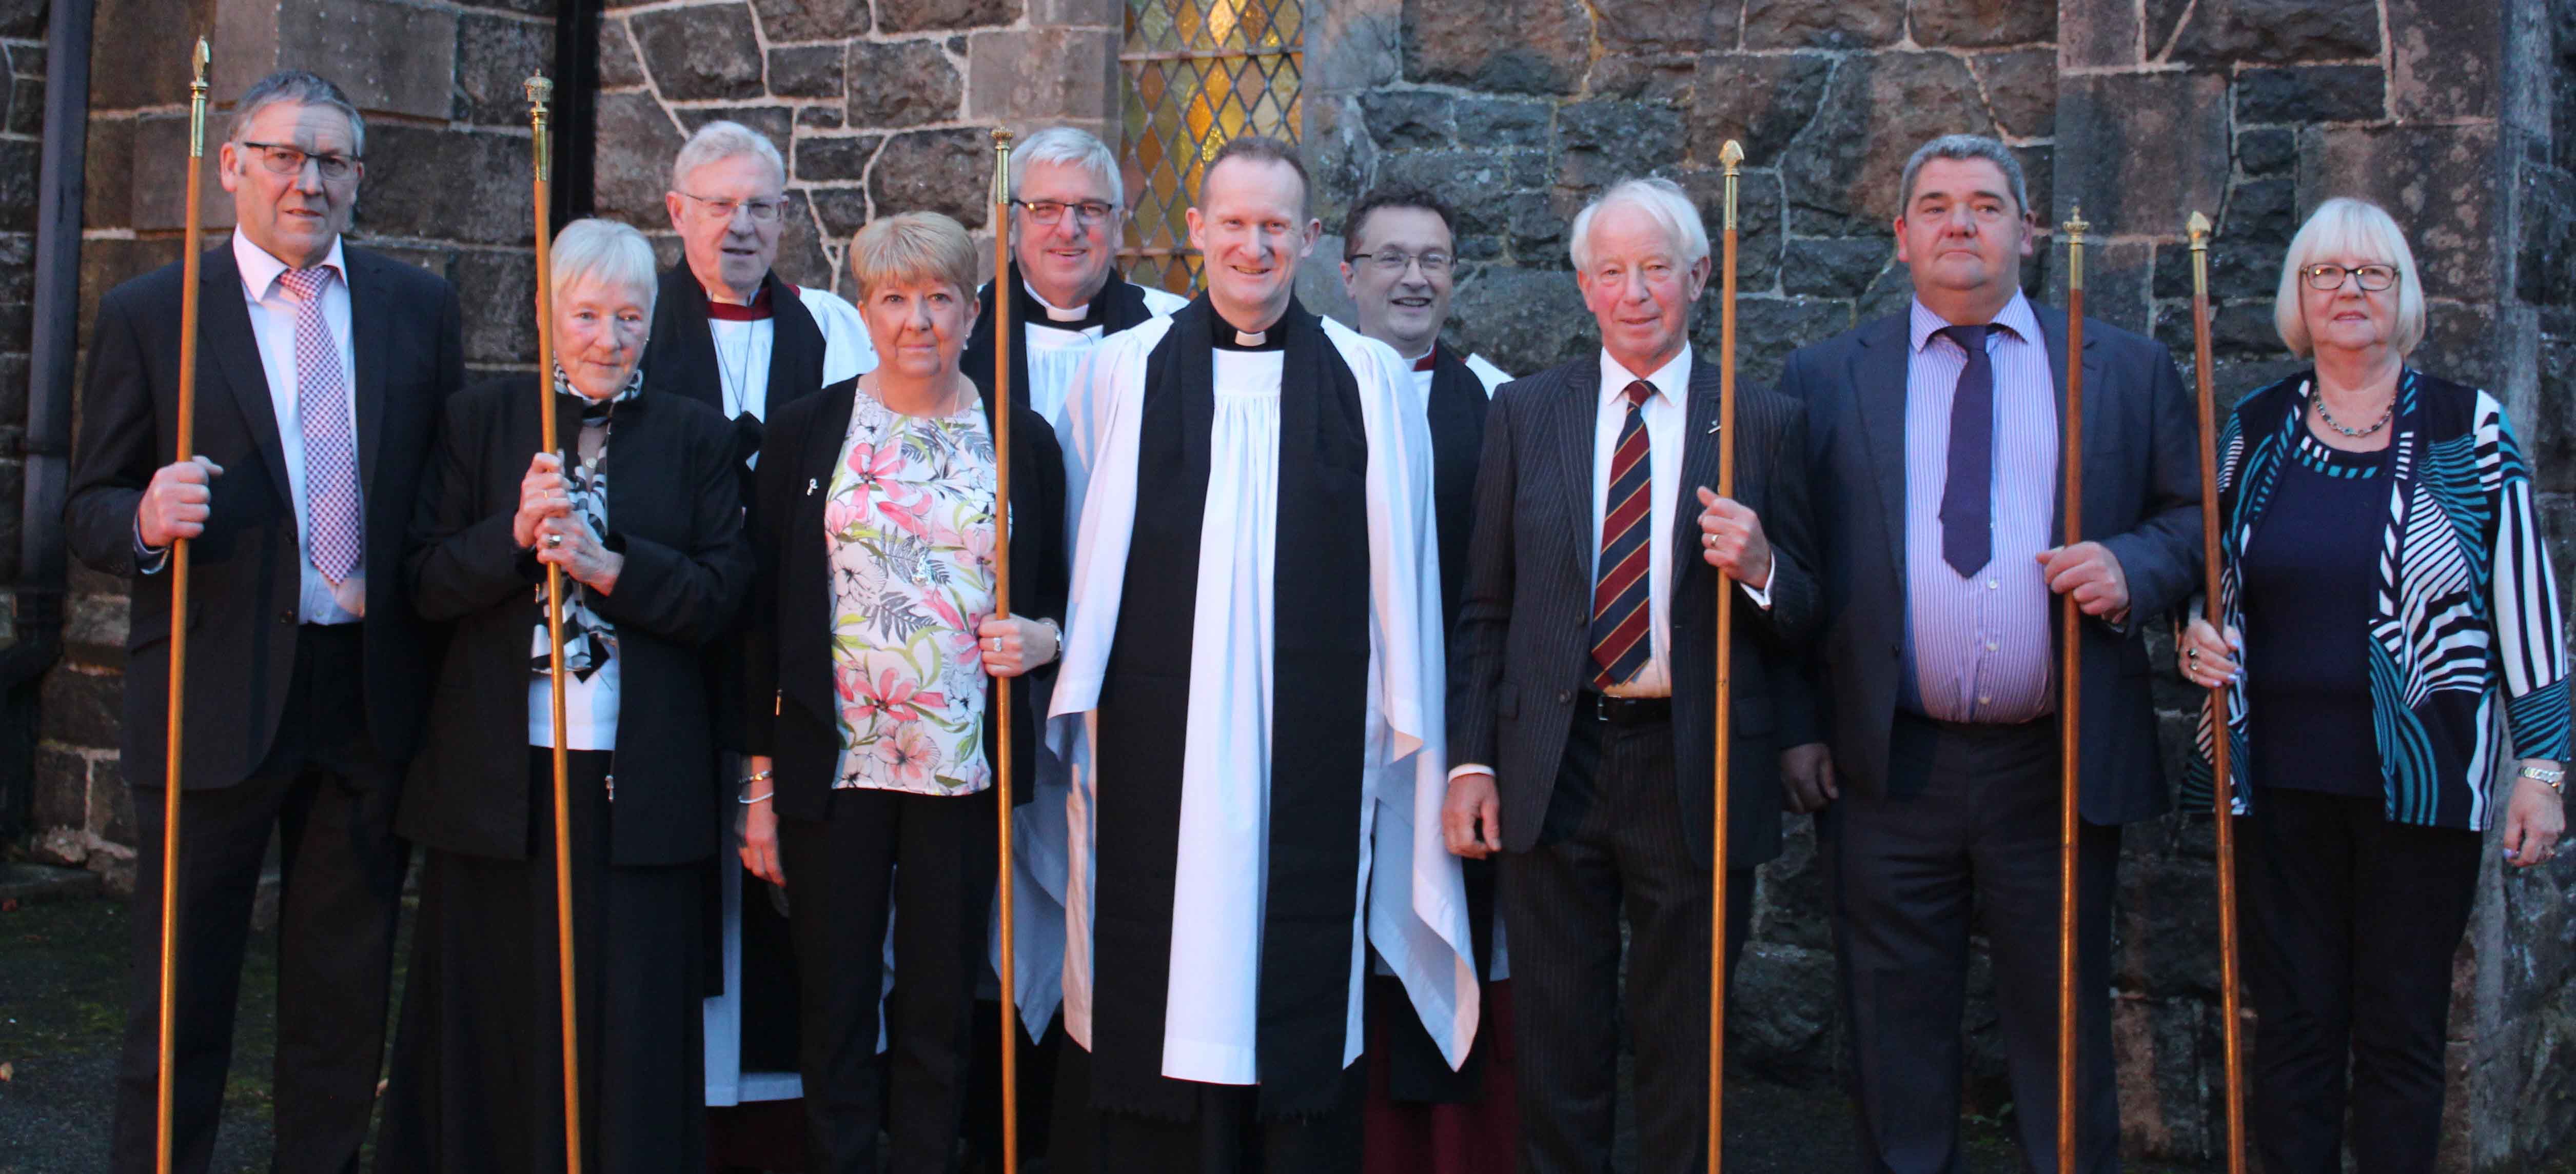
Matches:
[1448,351,1822,868]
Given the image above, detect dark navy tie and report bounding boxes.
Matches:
[1936,323,1994,578]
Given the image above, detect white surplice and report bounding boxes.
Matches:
[1018,280,1193,426]
[1048,311,1482,1084]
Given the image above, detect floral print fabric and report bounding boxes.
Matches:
[825,385,999,795]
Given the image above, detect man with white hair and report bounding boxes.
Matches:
[1442,176,1821,1173]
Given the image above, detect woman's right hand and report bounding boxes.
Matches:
[514,451,571,550]
[739,755,785,888]
[2179,616,2243,689]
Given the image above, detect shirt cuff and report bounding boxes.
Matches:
[1447,763,1493,782]
[1738,561,1775,610]
[134,515,169,575]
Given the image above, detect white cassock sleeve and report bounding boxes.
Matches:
[797,285,878,383]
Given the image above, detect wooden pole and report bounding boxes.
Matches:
[526,73,585,1174]
[2056,206,2090,1174]
[155,37,210,1174]
[2186,209,2250,1174]
[1706,137,1743,1174]
[988,125,1022,1174]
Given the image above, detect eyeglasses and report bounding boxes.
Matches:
[1347,250,1453,276]
[238,142,360,182]
[677,192,786,224]
[2303,264,2400,292]
[1014,200,1117,228]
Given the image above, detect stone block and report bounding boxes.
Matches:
[353,126,529,246]
[1373,149,1518,242]
[1591,0,1735,55]
[2236,127,2295,177]
[967,28,1116,124]
[2113,996,2217,1162]
[62,580,129,654]
[2302,123,2501,300]
[768,45,842,101]
[2167,0,2381,65]
[797,105,843,131]
[1452,96,1549,153]
[1743,0,1902,51]
[794,133,882,185]
[0,0,43,37]
[1781,52,1993,228]
[752,0,871,42]
[1449,264,1590,376]
[771,189,834,291]
[805,186,870,241]
[89,0,210,110]
[867,128,988,229]
[2150,176,2293,302]
[1782,237,1891,299]
[1358,89,1451,151]
[31,745,87,831]
[2235,65,2384,126]
[453,12,555,126]
[1913,0,2055,48]
[2415,301,2509,392]
[1555,99,1685,194]
[1729,943,1839,1084]
[630,3,764,103]
[2518,164,2573,311]
[2059,0,2138,68]
[9,75,41,137]
[1672,165,1782,293]
[128,114,234,234]
[678,106,795,156]
[1501,190,1565,265]
[592,90,687,228]
[1691,53,1832,169]
[40,663,119,751]
[92,758,135,845]
[598,16,647,89]
[265,0,457,121]
[1972,48,2055,140]
[877,0,1014,33]
[82,116,132,230]
[845,39,961,129]
[2055,71,2230,240]
[452,248,536,366]
[2388,0,2499,122]
[1029,0,1118,26]
[1751,815,1830,951]
[1402,0,1589,96]
[1307,0,1399,94]
[1304,96,1371,228]
[1725,295,1853,387]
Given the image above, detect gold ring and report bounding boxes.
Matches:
[546,533,562,549]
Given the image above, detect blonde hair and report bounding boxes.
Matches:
[550,217,658,311]
[2275,196,2426,359]
[1568,177,1709,272]
[848,211,979,301]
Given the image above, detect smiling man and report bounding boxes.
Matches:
[1045,136,1474,1173]
[1753,133,2201,1171]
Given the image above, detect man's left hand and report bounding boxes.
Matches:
[1695,486,1773,588]
[2037,541,2128,618]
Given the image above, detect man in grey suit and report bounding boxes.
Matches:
[1443,176,1821,1174]
[1744,134,2202,1172]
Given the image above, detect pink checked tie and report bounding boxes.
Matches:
[278,267,363,584]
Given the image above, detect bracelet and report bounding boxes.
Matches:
[738,790,773,805]
[1036,616,1064,662]
[738,768,775,804]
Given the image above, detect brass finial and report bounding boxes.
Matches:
[1718,139,1743,171]
[2187,210,2211,250]
[190,37,209,85]
[186,38,211,157]
[992,126,1014,209]
[525,73,553,113]
[2061,204,2089,243]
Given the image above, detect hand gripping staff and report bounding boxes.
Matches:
[1706,138,1744,1174]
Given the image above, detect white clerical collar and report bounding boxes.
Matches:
[1025,280,1092,324]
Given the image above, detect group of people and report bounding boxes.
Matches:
[66,64,2569,1174]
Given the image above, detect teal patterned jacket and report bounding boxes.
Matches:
[2185,369,2571,830]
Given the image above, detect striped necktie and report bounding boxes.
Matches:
[1590,380,1656,688]
[277,266,363,585]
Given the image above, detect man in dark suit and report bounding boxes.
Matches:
[64,70,463,1173]
[1752,134,2201,1172]
[1443,176,1821,1174]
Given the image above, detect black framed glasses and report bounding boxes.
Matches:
[239,141,360,182]
[677,192,786,224]
[1015,199,1116,227]
[1347,250,1453,276]
[2303,263,2400,292]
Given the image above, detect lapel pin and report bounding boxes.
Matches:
[807,477,819,495]
[1707,419,1722,434]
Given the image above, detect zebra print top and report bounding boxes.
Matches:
[2186,368,2571,830]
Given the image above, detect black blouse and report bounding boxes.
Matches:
[2240,430,2389,796]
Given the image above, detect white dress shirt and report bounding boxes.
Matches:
[233,228,365,623]
[1591,348,1695,697]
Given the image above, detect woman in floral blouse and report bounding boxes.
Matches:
[737,211,1069,1173]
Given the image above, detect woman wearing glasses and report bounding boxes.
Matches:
[2177,196,2568,1171]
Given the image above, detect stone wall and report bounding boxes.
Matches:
[0,0,44,591]
[23,0,555,883]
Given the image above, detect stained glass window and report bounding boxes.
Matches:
[1119,0,1305,295]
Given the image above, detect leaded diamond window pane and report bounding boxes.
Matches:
[1120,0,1304,296]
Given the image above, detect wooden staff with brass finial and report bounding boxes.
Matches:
[2056,204,2090,1174]
[526,72,586,1174]
[987,124,1023,1174]
[154,36,211,1174]
[1707,137,1744,1174]
[2186,209,2250,1174]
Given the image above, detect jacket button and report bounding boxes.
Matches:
[279,610,296,625]
[1556,690,1572,705]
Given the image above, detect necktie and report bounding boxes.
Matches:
[1590,380,1656,688]
[1935,323,1994,578]
[277,266,363,585]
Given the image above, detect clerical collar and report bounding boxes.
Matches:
[705,282,778,322]
[1025,280,1094,325]
[1210,308,1286,352]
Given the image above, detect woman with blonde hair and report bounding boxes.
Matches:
[2178,196,2568,1171]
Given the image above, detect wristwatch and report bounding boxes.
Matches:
[2520,763,2566,796]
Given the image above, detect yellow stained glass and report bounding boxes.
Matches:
[1119,0,1304,295]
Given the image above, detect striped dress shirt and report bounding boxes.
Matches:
[1902,291,2057,723]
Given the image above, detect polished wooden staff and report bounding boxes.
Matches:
[155,36,211,1174]
[2056,206,2089,1174]
[2186,209,2250,1174]
[987,124,1023,1174]
[525,72,586,1174]
[1706,137,1744,1174]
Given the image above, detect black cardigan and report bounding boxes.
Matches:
[398,375,752,866]
[741,373,1068,820]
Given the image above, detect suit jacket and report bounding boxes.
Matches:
[1448,353,1823,867]
[1778,306,2202,825]
[399,376,751,866]
[739,374,1069,821]
[64,243,464,789]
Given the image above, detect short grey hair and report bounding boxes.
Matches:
[227,70,366,158]
[1898,134,2029,215]
[1011,125,1124,209]
[2275,196,2427,359]
[1568,177,1709,272]
[550,217,659,313]
[849,211,979,302]
[671,120,786,193]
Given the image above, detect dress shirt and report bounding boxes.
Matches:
[229,228,365,623]
[1902,291,2057,723]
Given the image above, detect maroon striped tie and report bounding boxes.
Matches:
[1590,381,1656,688]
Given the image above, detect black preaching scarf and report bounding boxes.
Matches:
[640,265,828,484]
[960,261,1158,414]
[1088,295,1372,1121]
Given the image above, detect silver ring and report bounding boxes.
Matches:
[2187,648,2198,660]
[545,533,562,549]
[988,637,1000,652]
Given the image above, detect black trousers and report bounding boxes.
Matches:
[1498,707,1754,1174]
[111,624,407,1174]
[1821,713,2121,1174]
[779,785,998,1174]
[1048,1041,1367,1174]
[2238,787,2482,1174]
